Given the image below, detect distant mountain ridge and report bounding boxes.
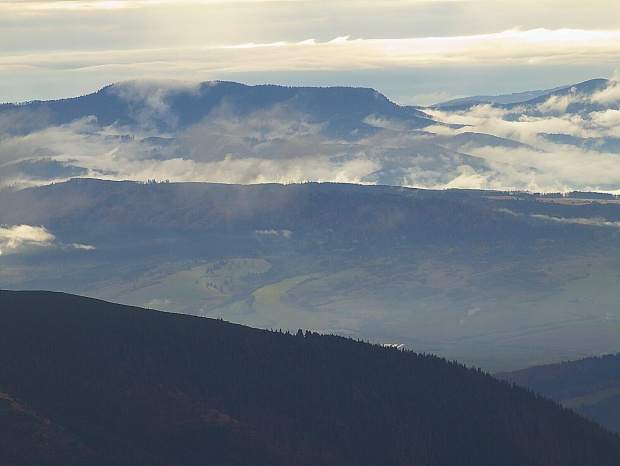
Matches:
[1,77,618,191]
[0,80,435,136]
[431,78,612,112]
[431,84,570,108]
[497,354,620,434]
[2,290,619,465]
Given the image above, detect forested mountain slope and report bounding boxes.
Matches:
[2,290,619,465]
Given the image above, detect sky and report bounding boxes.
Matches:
[1,0,620,105]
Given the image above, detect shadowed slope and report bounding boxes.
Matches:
[2,290,619,465]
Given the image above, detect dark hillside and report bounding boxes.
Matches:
[2,290,619,465]
[0,391,94,465]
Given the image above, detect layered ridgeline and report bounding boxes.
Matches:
[498,354,620,434]
[1,179,619,371]
[2,290,619,465]
[2,77,619,191]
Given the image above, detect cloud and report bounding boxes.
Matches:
[182,102,327,149]
[71,243,96,250]
[255,229,292,239]
[0,224,55,254]
[0,116,134,187]
[423,81,620,193]
[460,306,481,325]
[533,79,620,116]
[0,224,96,255]
[109,80,202,131]
[3,0,620,102]
[1,30,619,92]
[2,2,619,193]
[531,215,620,228]
[22,0,296,10]
[146,298,171,308]
[590,86,620,106]
[0,104,382,188]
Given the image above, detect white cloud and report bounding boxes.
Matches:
[3,0,620,105]
[0,224,95,255]
[591,85,620,106]
[1,30,619,102]
[109,79,201,131]
[531,215,620,228]
[29,1,134,10]
[22,0,299,10]
[2,1,619,194]
[71,243,96,250]
[423,87,620,193]
[3,0,620,101]
[254,229,292,239]
[0,224,55,254]
[460,306,481,325]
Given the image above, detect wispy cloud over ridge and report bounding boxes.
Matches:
[0,224,97,255]
[1,77,619,193]
[423,78,620,192]
[531,215,620,228]
[0,224,55,254]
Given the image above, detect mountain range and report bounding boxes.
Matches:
[2,78,619,463]
[1,77,619,192]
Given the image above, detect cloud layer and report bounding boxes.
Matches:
[2,0,620,103]
[2,29,619,85]
[424,78,620,192]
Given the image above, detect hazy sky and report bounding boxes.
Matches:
[1,0,619,104]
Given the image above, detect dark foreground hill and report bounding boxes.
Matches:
[2,290,619,465]
[497,354,620,434]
